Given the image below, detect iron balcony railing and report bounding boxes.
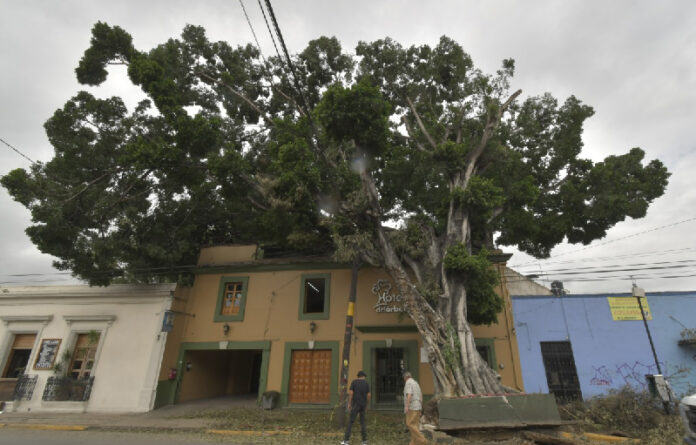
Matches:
[12,374,38,401]
[42,376,95,402]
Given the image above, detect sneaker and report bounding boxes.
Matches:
[340,441,349,445]
[362,442,368,445]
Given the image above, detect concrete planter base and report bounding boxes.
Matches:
[437,394,561,430]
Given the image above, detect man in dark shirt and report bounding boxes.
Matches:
[341,370,371,445]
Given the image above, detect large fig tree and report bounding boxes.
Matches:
[2,23,669,395]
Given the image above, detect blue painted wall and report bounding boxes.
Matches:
[511,291,696,398]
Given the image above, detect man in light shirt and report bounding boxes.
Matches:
[403,371,428,445]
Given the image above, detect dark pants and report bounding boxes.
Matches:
[344,405,367,442]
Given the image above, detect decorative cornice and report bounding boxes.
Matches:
[63,315,117,326]
[0,283,175,300]
[1,315,53,326]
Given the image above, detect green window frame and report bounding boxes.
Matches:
[298,273,331,320]
[214,276,250,322]
[475,338,497,370]
[362,340,419,409]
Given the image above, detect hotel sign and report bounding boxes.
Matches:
[607,297,652,321]
[372,280,405,313]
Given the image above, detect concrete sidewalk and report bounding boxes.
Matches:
[0,395,256,432]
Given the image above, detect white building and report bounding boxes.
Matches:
[0,283,175,413]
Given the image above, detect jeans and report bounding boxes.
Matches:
[344,405,367,442]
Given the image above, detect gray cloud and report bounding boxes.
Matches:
[1,0,694,292]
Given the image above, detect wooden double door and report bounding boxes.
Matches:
[288,349,332,404]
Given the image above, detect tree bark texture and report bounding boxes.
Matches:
[359,167,504,396]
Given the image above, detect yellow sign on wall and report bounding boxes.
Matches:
[607,297,652,321]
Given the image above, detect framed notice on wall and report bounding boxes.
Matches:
[33,338,62,370]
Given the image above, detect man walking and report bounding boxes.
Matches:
[341,370,371,445]
[403,371,428,445]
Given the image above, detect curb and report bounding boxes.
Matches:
[207,429,292,436]
[206,430,343,437]
[0,423,88,431]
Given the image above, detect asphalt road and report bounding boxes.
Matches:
[0,429,235,445]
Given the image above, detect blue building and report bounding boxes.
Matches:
[511,290,696,401]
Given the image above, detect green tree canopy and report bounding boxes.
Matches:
[2,23,669,395]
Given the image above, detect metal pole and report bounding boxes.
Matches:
[336,258,360,428]
[635,288,671,414]
[636,296,662,375]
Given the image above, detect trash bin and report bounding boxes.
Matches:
[262,390,280,410]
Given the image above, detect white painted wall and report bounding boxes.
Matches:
[0,284,174,413]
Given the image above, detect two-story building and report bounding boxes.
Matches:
[155,245,524,409]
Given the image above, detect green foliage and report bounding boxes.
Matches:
[442,323,463,374]
[1,23,670,301]
[315,80,392,157]
[76,22,134,85]
[444,244,504,325]
[457,176,505,216]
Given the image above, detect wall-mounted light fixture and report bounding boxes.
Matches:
[309,321,317,334]
[223,323,230,335]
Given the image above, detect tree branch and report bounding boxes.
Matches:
[463,89,521,187]
[486,206,504,225]
[62,171,113,203]
[456,109,468,144]
[405,96,438,150]
[198,71,275,125]
[271,84,306,117]
[400,116,429,153]
[402,253,424,285]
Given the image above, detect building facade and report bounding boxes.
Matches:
[156,245,525,409]
[511,290,696,402]
[0,284,175,413]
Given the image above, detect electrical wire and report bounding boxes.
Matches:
[238,0,266,63]
[512,246,696,269]
[510,216,696,268]
[510,258,696,275]
[263,0,313,119]
[1,137,36,164]
[256,0,283,62]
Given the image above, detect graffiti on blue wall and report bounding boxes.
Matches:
[590,361,690,389]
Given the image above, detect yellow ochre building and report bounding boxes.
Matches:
[155,245,523,409]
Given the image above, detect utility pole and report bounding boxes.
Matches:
[335,258,360,428]
[633,284,671,414]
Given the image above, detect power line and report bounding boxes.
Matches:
[511,258,696,275]
[513,246,696,269]
[510,216,696,268]
[262,0,313,119]
[238,0,266,63]
[1,137,36,164]
[257,0,283,62]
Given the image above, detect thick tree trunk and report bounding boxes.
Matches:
[359,167,505,396]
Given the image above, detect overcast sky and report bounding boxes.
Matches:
[1,0,695,294]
